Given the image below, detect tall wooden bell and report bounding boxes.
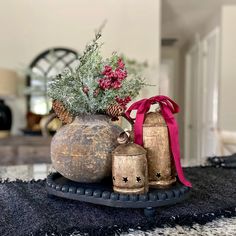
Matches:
[143,111,176,188]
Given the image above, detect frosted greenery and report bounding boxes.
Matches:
[47,31,147,116]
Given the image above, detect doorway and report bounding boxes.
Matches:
[184,28,220,165]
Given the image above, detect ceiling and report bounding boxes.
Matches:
[161,0,236,46]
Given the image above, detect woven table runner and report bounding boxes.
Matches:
[0,167,236,236]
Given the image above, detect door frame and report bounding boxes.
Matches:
[184,42,202,166]
[184,27,220,166]
[201,27,220,160]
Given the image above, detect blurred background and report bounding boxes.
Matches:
[0,0,235,168]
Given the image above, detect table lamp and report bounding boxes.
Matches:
[0,68,18,138]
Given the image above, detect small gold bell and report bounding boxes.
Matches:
[112,132,148,194]
[143,111,176,188]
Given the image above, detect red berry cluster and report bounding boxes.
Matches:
[98,58,127,90]
[115,96,131,109]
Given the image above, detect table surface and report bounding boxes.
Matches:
[0,164,235,236]
[0,163,52,181]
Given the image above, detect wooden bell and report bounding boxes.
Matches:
[112,132,148,194]
[143,111,176,188]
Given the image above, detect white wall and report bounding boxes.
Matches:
[161,47,180,101]
[0,0,161,134]
[219,5,236,131]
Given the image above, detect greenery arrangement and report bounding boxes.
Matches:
[47,31,147,117]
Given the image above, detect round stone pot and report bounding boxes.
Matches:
[51,115,123,183]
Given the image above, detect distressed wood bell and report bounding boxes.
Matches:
[125,95,192,189]
[112,132,148,194]
[143,111,176,188]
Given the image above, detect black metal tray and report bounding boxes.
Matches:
[46,172,190,216]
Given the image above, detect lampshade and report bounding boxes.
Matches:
[0,68,18,98]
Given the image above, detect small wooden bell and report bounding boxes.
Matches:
[143,111,176,188]
[112,132,148,194]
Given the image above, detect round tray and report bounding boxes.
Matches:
[46,172,190,215]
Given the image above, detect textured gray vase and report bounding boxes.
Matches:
[51,115,123,182]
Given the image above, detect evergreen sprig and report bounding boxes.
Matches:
[47,31,147,116]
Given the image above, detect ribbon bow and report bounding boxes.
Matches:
[125,95,192,187]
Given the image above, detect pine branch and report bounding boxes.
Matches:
[47,28,149,116]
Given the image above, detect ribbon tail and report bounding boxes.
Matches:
[163,110,192,187]
[133,100,151,146]
[134,113,145,146]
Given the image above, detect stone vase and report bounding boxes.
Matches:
[51,115,123,182]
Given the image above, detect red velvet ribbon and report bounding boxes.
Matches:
[125,95,192,187]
